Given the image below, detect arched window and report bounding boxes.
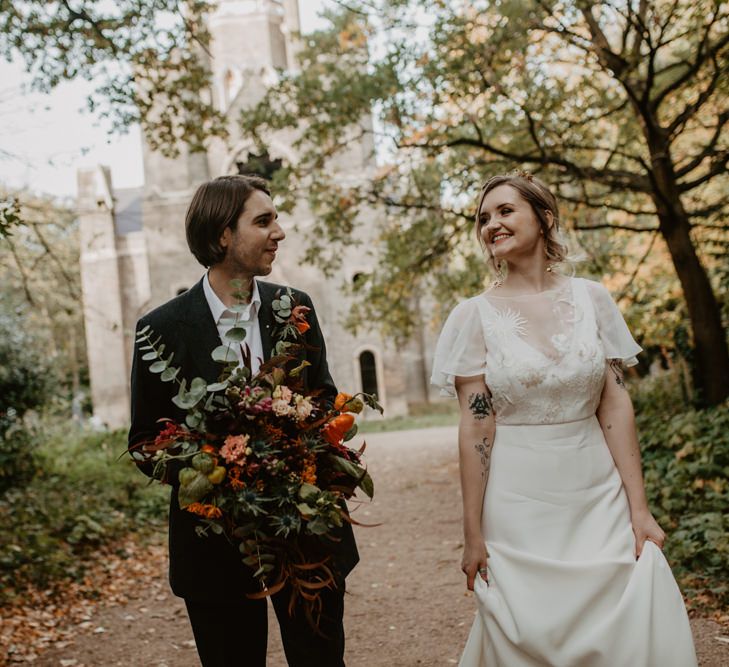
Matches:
[359,350,379,399]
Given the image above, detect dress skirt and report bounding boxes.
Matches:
[460,416,697,667]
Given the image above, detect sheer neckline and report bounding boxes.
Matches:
[482,277,572,300]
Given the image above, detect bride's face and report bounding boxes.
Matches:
[478,185,544,262]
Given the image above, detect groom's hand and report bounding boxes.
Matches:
[462,539,489,591]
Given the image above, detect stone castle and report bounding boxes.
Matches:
[78,0,436,429]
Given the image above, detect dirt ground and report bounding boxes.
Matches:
[30,426,729,666]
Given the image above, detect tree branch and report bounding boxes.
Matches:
[675,111,729,177]
[573,222,658,233]
[667,54,724,139]
[616,230,659,301]
[650,15,729,110]
[678,150,729,192]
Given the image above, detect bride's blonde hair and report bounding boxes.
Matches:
[475,171,570,274]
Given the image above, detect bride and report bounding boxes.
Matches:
[431,172,697,666]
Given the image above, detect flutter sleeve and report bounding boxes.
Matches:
[585,280,642,367]
[430,299,488,397]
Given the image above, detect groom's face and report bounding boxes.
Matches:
[219,189,285,277]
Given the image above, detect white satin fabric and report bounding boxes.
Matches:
[431,277,697,667]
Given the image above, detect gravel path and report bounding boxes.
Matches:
[36,426,729,666]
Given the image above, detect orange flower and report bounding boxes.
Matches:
[228,466,246,490]
[302,464,317,485]
[185,502,222,520]
[334,393,353,411]
[201,444,216,454]
[291,305,311,335]
[323,413,355,445]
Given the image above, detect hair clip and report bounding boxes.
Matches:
[514,169,534,182]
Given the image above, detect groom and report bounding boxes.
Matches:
[128,175,358,666]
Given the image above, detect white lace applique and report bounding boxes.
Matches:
[550,332,572,355]
[483,307,528,343]
[518,367,547,388]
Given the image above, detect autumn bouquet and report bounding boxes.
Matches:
[130,281,380,618]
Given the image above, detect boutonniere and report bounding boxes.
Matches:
[271,288,311,356]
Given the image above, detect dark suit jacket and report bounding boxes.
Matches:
[128,278,359,602]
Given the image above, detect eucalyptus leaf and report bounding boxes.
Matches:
[186,411,203,429]
[212,345,238,363]
[190,377,207,392]
[149,360,168,373]
[161,367,180,383]
[173,393,198,410]
[224,327,247,342]
[207,380,229,392]
[142,351,157,361]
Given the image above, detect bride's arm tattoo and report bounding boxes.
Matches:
[474,436,493,481]
[468,392,493,420]
[608,359,626,389]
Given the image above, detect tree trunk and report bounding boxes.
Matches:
[649,167,729,405]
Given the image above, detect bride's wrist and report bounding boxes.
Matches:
[630,505,651,519]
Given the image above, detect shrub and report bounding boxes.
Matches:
[0,310,54,493]
[0,421,168,603]
[634,372,729,609]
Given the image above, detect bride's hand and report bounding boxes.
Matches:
[631,509,665,558]
[462,539,489,591]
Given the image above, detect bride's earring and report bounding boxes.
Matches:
[493,260,505,287]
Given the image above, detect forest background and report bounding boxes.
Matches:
[0,0,727,655]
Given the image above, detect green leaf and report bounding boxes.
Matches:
[149,360,167,373]
[358,470,374,499]
[138,325,150,335]
[207,380,229,392]
[343,424,358,441]
[228,303,249,314]
[161,367,180,382]
[297,502,314,516]
[299,483,320,500]
[185,411,203,429]
[212,345,238,363]
[142,351,157,361]
[224,327,247,342]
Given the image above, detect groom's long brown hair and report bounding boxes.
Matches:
[185,174,270,267]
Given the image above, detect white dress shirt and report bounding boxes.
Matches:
[202,273,264,374]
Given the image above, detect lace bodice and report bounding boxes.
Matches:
[431,277,642,425]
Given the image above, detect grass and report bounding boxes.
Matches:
[358,401,459,433]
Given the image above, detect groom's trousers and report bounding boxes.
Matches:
[184,582,346,667]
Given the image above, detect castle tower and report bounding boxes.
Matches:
[77,167,134,427]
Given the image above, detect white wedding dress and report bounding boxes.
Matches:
[431,277,697,667]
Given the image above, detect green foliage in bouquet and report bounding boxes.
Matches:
[131,284,382,617]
